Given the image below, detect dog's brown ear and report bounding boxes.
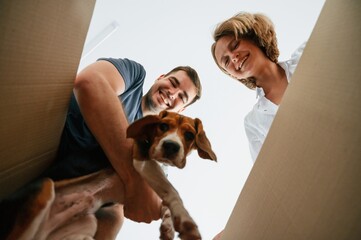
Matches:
[127,114,161,139]
[194,118,217,161]
[159,110,168,118]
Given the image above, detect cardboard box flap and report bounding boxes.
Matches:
[221,0,361,239]
[0,0,95,198]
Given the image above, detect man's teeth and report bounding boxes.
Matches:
[160,92,169,105]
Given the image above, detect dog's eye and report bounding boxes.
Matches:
[184,131,195,141]
[159,123,169,132]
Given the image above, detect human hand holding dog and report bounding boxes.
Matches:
[123,170,162,223]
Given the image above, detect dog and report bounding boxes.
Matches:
[0,110,217,240]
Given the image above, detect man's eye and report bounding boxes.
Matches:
[184,131,195,141]
[179,95,185,104]
[159,123,169,132]
[170,79,176,88]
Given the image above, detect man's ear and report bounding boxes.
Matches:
[156,74,165,81]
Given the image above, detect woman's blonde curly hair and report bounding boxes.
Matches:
[211,12,279,90]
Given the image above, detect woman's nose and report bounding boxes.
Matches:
[231,52,239,63]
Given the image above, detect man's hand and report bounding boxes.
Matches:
[123,171,162,223]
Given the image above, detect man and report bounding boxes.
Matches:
[41,57,202,233]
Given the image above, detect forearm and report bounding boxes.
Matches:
[73,73,135,182]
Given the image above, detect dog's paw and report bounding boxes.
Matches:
[173,215,201,240]
[61,234,94,240]
[160,219,175,240]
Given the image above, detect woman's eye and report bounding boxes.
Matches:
[159,123,169,132]
[184,131,195,141]
[232,40,239,50]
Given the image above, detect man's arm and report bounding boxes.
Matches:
[73,60,161,222]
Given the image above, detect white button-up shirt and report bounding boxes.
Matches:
[244,42,306,163]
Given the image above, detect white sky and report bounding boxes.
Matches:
[79,0,325,239]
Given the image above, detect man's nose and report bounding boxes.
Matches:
[168,89,179,100]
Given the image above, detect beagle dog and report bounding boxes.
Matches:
[0,110,216,240]
[128,110,217,240]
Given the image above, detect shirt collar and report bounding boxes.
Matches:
[256,87,264,99]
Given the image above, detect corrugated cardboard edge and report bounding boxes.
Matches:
[221,0,361,239]
[0,0,96,198]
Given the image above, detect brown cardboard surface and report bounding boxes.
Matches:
[0,0,95,198]
[222,0,361,239]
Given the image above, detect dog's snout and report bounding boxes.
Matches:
[163,140,180,156]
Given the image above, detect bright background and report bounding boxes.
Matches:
[78,0,325,239]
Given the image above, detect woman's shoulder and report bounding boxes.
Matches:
[245,96,278,124]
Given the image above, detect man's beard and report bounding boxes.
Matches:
[143,89,158,114]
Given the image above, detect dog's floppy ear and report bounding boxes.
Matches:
[127,114,161,139]
[159,110,168,118]
[194,118,217,161]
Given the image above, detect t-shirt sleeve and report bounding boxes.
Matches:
[97,57,146,92]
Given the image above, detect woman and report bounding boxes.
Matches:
[211,12,305,162]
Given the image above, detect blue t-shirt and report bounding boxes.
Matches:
[42,58,146,180]
[98,57,145,123]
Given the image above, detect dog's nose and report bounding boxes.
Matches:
[163,140,180,156]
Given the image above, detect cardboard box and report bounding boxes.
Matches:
[221,0,361,239]
[0,0,95,198]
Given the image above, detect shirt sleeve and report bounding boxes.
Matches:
[285,42,307,78]
[292,42,307,58]
[97,57,146,93]
[244,114,263,163]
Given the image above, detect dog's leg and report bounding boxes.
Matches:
[35,190,99,239]
[94,203,125,240]
[1,169,126,240]
[54,168,125,205]
[43,168,126,239]
[3,178,55,240]
[160,206,175,240]
[133,159,201,240]
[39,169,125,240]
[46,213,97,240]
